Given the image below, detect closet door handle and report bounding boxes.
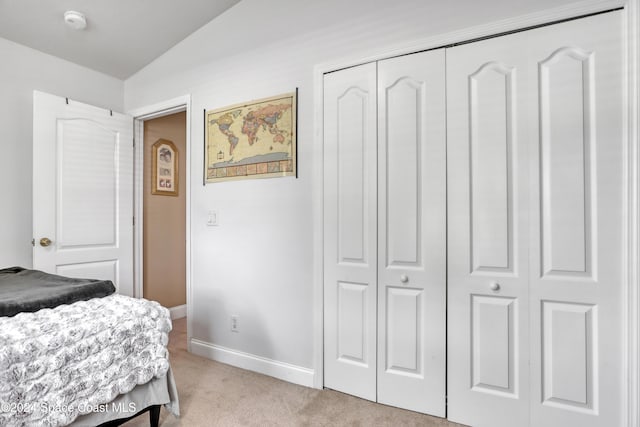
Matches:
[400,274,409,283]
[490,281,500,291]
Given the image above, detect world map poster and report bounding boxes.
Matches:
[205,92,297,183]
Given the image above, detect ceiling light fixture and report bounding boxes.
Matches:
[64,11,87,30]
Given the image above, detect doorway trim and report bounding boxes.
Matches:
[128,94,192,350]
[312,0,638,424]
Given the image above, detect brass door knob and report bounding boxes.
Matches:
[39,237,52,247]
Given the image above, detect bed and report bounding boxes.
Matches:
[0,267,180,427]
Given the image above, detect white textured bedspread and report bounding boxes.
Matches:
[0,294,172,427]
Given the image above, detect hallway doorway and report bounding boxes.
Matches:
[142,111,187,317]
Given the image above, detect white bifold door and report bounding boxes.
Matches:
[323,49,447,416]
[33,91,134,296]
[447,10,624,427]
[323,62,378,401]
[323,10,624,427]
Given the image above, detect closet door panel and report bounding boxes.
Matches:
[471,295,518,395]
[337,89,370,264]
[324,63,378,401]
[470,62,515,273]
[447,30,531,427]
[384,76,422,267]
[448,10,624,427]
[528,11,624,427]
[539,48,592,276]
[377,49,447,416]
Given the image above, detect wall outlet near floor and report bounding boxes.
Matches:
[231,315,239,332]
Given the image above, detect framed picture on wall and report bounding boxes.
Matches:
[152,139,179,196]
[204,90,297,183]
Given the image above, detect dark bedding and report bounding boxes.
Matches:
[0,266,115,317]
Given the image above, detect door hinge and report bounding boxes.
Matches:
[133,138,135,148]
[133,216,135,226]
[31,238,35,247]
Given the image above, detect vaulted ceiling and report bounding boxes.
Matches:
[0,0,240,79]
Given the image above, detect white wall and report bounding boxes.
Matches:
[125,0,578,374]
[0,37,123,268]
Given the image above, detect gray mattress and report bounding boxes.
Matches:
[0,266,115,317]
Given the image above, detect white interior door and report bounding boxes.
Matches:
[323,63,378,401]
[33,91,134,296]
[447,11,624,427]
[377,50,446,416]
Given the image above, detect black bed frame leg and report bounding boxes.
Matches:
[96,404,163,427]
[149,404,161,427]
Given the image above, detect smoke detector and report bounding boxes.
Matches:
[64,11,87,30]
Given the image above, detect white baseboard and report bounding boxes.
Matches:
[190,338,315,388]
[169,304,187,320]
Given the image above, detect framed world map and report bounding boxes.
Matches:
[205,91,297,183]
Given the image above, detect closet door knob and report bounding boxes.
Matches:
[400,274,409,283]
[490,282,500,291]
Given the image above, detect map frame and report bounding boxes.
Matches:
[204,91,297,184]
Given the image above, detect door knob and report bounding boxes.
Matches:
[490,281,500,291]
[400,274,409,283]
[39,237,52,247]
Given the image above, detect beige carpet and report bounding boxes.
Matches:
[123,318,466,427]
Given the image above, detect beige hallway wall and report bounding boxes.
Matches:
[143,111,186,308]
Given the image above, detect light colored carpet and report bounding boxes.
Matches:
[124,318,466,427]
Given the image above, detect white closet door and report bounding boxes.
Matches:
[527,11,624,427]
[323,63,378,401]
[447,28,532,427]
[448,11,624,427]
[377,50,446,416]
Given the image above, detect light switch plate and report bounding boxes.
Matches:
[207,210,219,226]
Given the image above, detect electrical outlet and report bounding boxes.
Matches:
[231,315,239,333]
